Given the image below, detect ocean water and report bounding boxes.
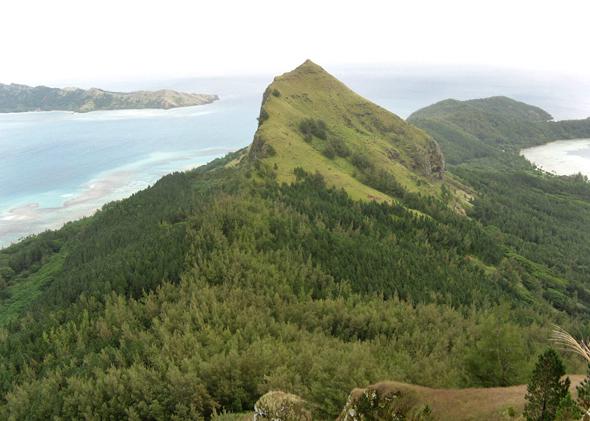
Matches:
[1,67,589,247]
[0,94,261,247]
[521,139,590,177]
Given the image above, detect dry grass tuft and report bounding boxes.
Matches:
[552,325,590,363]
[551,326,590,421]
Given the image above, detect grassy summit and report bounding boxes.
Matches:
[249,60,446,201]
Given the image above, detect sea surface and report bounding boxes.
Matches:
[0,93,259,247]
[521,139,590,177]
[1,66,589,247]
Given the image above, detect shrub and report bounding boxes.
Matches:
[299,118,327,141]
[351,153,373,170]
[329,137,350,157]
[258,108,269,125]
[365,169,406,198]
[265,144,276,157]
[249,136,276,159]
[323,144,336,159]
[272,89,281,97]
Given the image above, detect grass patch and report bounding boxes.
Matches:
[0,252,65,325]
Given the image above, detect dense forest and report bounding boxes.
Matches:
[1,61,590,419]
[409,96,590,313]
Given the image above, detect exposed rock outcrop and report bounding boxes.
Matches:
[338,382,432,421]
[253,391,312,421]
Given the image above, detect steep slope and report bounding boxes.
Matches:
[409,96,590,165]
[249,60,446,201]
[0,83,218,113]
[411,96,590,314]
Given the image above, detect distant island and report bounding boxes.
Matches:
[0,83,218,113]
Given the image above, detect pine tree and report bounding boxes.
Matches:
[524,349,571,421]
[577,363,590,418]
[555,394,582,421]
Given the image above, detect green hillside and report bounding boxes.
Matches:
[249,60,446,202]
[410,95,590,315]
[0,62,589,419]
[409,96,590,164]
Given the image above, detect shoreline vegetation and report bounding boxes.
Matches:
[0,83,218,113]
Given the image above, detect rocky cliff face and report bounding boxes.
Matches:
[421,138,445,179]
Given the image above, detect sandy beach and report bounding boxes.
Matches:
[521,138,590,177]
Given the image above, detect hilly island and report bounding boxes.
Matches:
[1,61,590,420]
[0,83,218,113]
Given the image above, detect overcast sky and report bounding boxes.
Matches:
[1,0,589,85]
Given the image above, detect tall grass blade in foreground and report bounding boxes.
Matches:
[552,326,590,363]
[552,326,590,420]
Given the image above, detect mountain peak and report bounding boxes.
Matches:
[249,61,449,203]
[292,59,325,73]
[273,59,339,88]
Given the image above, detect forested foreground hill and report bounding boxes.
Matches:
[1,61,590,419]
[0,83,218,113]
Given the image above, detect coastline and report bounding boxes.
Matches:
[0,94,219,114]
[0,146,236,248]
[521,138,590,177]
